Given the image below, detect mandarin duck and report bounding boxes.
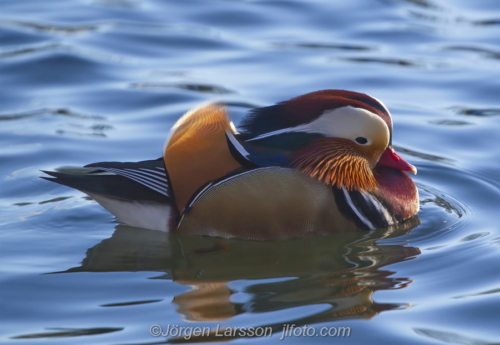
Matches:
[42,90,419,240]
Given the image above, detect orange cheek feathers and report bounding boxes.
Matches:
[292,138,377,191]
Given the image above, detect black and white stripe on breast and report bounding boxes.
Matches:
[334,186,395,230]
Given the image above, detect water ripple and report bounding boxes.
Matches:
[419,185,465,219]
[100,299,163,307]
[11,327,123,339]
[2,0,500,343]
[472,18,500,26]
[0,108,105,121]
[0,41,133,65]
[395,145,454,164]
[340,57,422,67]
[130,82,235,94]
[444,46,500,60]
[0,42,60,59]
[89,0,141,9]
[0,19,111,35]
[396,0,442,9]
[451,106,500,117]
[430,119,473,126]
[414,328,493,345]
[271,41,373,51]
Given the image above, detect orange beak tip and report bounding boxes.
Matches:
[409,164,418,175]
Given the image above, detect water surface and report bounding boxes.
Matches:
[2,0,500,344]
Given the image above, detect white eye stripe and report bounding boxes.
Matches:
[245,127,298,141]
[245,106,389,145]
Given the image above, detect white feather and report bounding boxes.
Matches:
[246,106,389,145]
[87,192,173,232]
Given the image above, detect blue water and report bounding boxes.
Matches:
[2,0,500,343]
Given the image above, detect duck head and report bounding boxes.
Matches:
[234,90,416,192]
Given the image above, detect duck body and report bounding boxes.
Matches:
[43,90,419,239]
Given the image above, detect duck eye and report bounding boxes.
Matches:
[355,137,368,145]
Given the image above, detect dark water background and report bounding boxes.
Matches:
[2,0,500,344]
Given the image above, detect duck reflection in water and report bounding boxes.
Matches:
[60,217,420,342]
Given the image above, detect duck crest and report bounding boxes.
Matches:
[164,103,242,212]
[239,90,393,141]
